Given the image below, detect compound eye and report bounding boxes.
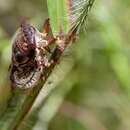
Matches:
[15,53,29,64]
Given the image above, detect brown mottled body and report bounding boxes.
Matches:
[10,19,75,89]
[10,20,50,89]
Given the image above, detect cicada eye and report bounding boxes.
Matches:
[15,53,29,64]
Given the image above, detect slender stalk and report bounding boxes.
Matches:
[0,30,74,130]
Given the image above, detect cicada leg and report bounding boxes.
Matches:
[50,30,76,63]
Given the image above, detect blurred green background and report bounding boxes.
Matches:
[0,0,130,130]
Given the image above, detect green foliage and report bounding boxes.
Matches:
[47,0,70,34]
[0,0,130,130]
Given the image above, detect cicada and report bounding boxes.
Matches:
[10,18,75,89]
[10,19,52,89]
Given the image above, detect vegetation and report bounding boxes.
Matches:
[0,0,129,130]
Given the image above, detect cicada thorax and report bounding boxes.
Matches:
[10,21,49,89]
